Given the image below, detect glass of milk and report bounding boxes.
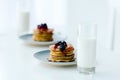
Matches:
[77,23,97,74]
[16,0,30,35]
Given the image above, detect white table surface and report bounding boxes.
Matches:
[0,34,120,80]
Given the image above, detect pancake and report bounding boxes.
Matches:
[49,43,75,62]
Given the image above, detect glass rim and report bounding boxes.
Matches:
[77,23,97,38]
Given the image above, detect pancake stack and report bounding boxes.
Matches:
[49,41,74,62]
[33,23,54,41]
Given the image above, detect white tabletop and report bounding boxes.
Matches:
[0,34,120,80]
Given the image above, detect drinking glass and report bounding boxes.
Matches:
[77,23,97,74]
[16,0,30,35]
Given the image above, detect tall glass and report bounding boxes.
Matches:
[77,23,97,74]
[16,0,30,35]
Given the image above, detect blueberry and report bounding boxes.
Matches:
[43,23,48,29]
[55,41,62,46]
[40,23,44,27]
[62,41,67,47]
[43,23,47,27]
[59,44,65,51]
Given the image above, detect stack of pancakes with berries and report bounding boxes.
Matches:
[49,41,75,62]
[33,23,54,41]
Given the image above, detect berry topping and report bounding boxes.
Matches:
[55,41,62,46]
[53,41,67,51]
[54,44,57,49]
[62,41,67,47]
[53,41,62,49]
[59,44,66,52]
[37,23,48,30]
[42,23,48,29]
[37,25,42,29]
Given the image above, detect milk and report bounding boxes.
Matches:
[77,37,96,68]
[16,11,30,35]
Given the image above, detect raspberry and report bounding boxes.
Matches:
[54,44,57,49]
[37,25,42,29]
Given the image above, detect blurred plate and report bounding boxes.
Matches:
[33,50,76,66]
[19,33,67,45]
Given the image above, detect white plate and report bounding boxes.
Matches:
[19,33,67,45]
[33,50,76,66]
